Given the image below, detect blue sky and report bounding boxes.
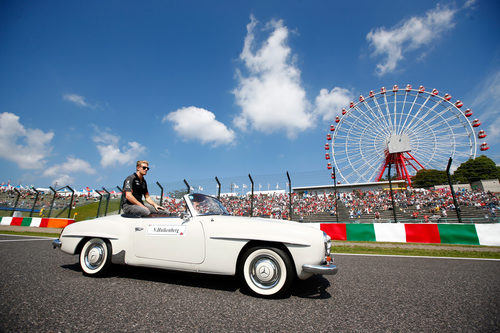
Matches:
[0,0,499,194]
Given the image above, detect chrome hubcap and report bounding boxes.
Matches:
[85,243,104,269]
[250,256,280,289]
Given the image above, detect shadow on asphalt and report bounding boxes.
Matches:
[60,262,332,299]
[62,263,239,292]
[292,275,332,299]
[61,263,81,272]
[117,265,241,292]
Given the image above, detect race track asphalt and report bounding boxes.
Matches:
[0,234,499,332]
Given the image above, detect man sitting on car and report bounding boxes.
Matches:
[122,160,165,217]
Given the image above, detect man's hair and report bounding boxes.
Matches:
[136,160,149,168]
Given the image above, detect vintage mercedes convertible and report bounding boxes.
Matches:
[53,193,337,297]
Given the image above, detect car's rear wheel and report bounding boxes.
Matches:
[79,238,111,276]
[239,246,295,297]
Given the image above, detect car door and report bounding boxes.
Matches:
[132,217,205,264]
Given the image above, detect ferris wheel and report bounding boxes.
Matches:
[324,84,490,186]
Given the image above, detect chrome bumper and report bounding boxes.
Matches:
[52,239,62,249]
[302,263,338,275]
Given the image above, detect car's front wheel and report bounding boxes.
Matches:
[79,238,111,276]
[239,246,295,297]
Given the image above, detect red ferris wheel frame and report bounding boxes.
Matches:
[375,151,426,187]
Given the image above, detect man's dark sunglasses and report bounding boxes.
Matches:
[142,166,150,170]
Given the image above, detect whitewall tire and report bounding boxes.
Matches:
[79,238,111,276]
[240,246,295,297]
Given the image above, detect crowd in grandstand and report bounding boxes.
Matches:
[219,188,499,220]
[339,188,498,220]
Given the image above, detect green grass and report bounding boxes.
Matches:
[332,243,500,259]
[0,230,61,238]
[71,199,121,221]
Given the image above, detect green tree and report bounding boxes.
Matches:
[413,169,448,188]
[453,155,499,183]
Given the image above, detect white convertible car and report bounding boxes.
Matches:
[53,193,337,297]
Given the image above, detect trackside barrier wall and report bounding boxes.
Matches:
[311,223,500,246]
[0,217,75,229]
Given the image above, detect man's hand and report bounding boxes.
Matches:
[154,204,166,211]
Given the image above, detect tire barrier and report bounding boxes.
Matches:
[313,223,500,246]
[0,217,75,229]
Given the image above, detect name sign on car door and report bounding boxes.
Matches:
[148,224,185,236]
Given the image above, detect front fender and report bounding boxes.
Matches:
[58,216,128,256]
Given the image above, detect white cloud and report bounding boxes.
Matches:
[93,129,146,167]
[233,15,313,139]
[43,157,96,186]
[486,117,500,144]
[93,131,120,146]
[366,4,459,76]
[164,106,235,146]
[63,93,92,108]
[470,69,500,145]
[0,112,54,169]
[313,87,354,121]
[51,174,74,187]
[44,157,95,177]
[464,0,477,9]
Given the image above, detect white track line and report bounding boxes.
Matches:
[0,238,52,243]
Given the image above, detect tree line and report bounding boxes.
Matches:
[412,155,500,188]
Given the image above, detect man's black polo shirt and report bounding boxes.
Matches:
[123,173,148,205]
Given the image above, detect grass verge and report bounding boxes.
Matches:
[333,244,500,259]
[0,230,60,238]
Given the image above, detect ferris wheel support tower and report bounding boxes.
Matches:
[375,133,426,186]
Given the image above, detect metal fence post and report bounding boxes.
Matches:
[184,179,191,194]
[156,182,164,206]
[286,171,292,221]
[446,157,462,223]
[117,186,123,214]
[96,190,103,218]
[11,188,21,217]
[248,174,254,217]
[48,186,57,218]
[215,177,221,199]
[29,187,40,217]
[102,187,110,216]
[66,186,75,219]
[388,163,398,223]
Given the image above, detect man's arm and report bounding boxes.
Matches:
[125,191,147,208]
[145,193,165,211]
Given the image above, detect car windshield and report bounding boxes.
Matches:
[187,193,230,216]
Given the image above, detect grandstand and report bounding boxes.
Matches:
[292,180,407,196]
